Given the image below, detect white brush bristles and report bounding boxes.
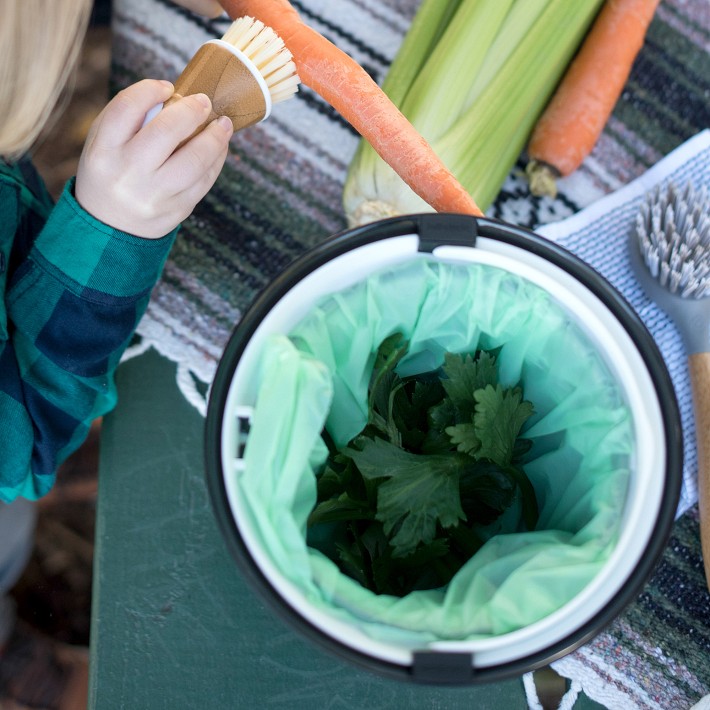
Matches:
[221,16,300,105]
[636,181,710,299]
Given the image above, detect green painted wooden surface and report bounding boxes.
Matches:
[88,349,607,709]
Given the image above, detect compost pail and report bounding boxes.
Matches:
[204,214,682,684]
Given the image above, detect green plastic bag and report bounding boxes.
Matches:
[236,257,633,644]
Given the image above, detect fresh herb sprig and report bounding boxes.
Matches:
[306,333,538,596]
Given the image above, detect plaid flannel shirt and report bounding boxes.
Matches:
[0,158,176,502]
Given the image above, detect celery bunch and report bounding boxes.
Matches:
[342,0,603,226]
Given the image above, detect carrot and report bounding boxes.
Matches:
[219,0,483,217]
[526,0,661,197]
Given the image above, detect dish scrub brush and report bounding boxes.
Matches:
[144,15,300,134]
[630,180,710,590]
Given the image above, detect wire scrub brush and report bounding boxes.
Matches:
[631,180,710,590]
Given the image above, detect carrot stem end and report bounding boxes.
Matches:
[525,160,560,198]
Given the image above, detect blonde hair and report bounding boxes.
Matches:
[0,0,93,159]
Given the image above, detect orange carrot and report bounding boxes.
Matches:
[526,0,661,197]
[219,0,483,217]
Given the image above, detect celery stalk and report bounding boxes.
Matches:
[461,0,551,110]
[381,0,465,107]
[343,0,604,225]
[440,0,603,209]
[343,0,465,222]
[399,0,516,140]
[344,0,517,225]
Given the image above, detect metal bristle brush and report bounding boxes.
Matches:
[631,179,710,590]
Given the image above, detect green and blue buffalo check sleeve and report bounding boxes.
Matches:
[0,169,176,502]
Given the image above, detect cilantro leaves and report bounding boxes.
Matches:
[306,334,538,596]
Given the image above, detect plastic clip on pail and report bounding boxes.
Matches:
[204,214,682,685]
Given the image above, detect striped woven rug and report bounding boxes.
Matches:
[111,1,710,707]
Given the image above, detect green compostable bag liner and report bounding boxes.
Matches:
[237,257,633,645]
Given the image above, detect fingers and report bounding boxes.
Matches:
[165,144,231,227]
[131,93,216,167]
[150,118,231,230]
[159,115,233,196]
[75,79,232,240]
[171,0,224,17]
[89,79,175,150]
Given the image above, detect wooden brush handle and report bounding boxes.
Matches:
[688,351,710,591]
[170,42,268,135]
[143,42,270,145]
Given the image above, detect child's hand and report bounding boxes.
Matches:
[75,79,233,239]
[170,0,224,17]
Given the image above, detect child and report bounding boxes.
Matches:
[0,0,232,655]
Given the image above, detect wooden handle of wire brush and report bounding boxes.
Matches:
[688,351,710,591]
